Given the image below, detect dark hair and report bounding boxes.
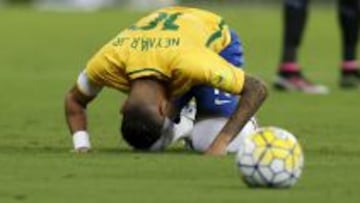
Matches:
[121,108,163,150]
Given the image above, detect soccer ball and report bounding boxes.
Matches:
[235,126,304,188]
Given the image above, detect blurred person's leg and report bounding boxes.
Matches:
[282,0,310,63]
[338,0,360,88]
[274,0,328,94]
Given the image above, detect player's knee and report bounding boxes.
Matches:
[190,117,258,153]
[190,118,228,152]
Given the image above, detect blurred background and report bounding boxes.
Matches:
[0,0,346,143]
[1,0,336,11]
[1,1,360,202]
[0,0,353,154]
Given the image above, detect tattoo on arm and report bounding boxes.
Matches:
[206,74,268,154]
[221,74,268,138]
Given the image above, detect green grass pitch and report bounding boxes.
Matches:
[1,4,360,203]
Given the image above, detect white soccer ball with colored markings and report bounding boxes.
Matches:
[236,126,304,188]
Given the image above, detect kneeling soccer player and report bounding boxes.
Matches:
[64,6,268,155]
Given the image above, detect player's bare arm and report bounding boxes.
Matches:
[206,74,268,155]
[64,85,96,152]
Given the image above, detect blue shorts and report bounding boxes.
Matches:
[176,30,244,118]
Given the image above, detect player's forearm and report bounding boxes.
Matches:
[64,84,96,152]
[65,92,88,134]
[207,75,268,154]
[65,90,93,151]
[222,75,267,137]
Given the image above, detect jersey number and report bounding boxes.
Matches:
[129,12,182,31]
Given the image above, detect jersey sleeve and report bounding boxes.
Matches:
[82,43,129,92]
[76,71,103,97]
[83,47,110,87]
[75,48,110,96]
[176,48,245,94]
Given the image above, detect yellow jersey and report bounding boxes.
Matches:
[82,6,245,98]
